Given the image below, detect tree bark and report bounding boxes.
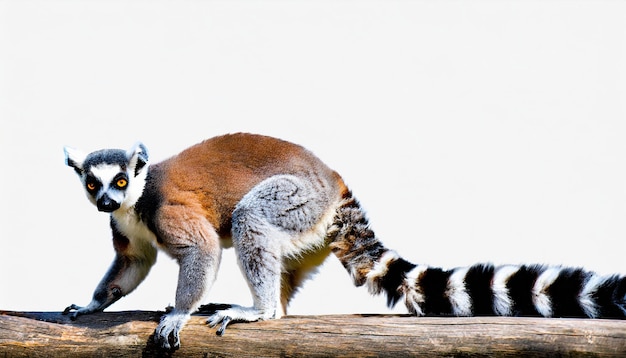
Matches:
[1,310,625,357]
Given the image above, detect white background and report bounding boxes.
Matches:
[1,1,625,316]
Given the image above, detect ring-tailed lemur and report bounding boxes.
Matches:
[63,133,626,350]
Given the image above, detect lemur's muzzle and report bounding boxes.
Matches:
[97,194,121,212]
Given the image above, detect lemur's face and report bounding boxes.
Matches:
[64,144,149,213]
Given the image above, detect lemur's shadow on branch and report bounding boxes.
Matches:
[3,310,163,329]
[6,306,236,328]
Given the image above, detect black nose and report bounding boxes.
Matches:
[97,194,120,212]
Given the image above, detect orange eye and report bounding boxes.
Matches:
[116,178,128,188]
[86,182,96,191]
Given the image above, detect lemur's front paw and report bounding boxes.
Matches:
[154,310,190,350]
[62,304,92,320]
[62,294,118,320]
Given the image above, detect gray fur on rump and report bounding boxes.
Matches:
[209,175,333,325]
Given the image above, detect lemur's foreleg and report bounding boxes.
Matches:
[153,207,222,350]
[63,235,157,319]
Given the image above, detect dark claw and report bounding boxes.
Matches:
[62,304,77,315]
[171,334,180,350]
[216,316,232,336]
[61,304,82,321]
[155,333,180,351]
[62,304,80,320]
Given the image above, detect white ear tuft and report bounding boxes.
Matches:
[127,142,149,177]
[64,146,87,175]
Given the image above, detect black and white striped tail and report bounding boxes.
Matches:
[328,191,626,319]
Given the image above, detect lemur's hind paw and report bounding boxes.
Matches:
[206,310,235,336]
[205,304,274,336]
[214,316,233,336]
[199,303,237,335]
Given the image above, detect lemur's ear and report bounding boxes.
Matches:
[64,147,86,175]
[127,142,149,177]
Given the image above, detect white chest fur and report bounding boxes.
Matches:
[112,208,158,255]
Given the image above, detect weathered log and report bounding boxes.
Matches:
[0,310,625,357]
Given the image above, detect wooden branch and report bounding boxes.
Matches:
[1,310,625,357]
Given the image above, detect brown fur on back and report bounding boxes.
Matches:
[155,133,345,236]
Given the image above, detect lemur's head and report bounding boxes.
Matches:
[64,143,149,213]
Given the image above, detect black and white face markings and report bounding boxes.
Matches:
[80,149,131,212]
[65,145,149,213]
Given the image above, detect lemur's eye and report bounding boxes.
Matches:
[85,175,100,193]
[116,178,128,188]
[86,181,100,192]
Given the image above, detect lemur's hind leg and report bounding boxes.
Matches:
[207,175,333,334]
